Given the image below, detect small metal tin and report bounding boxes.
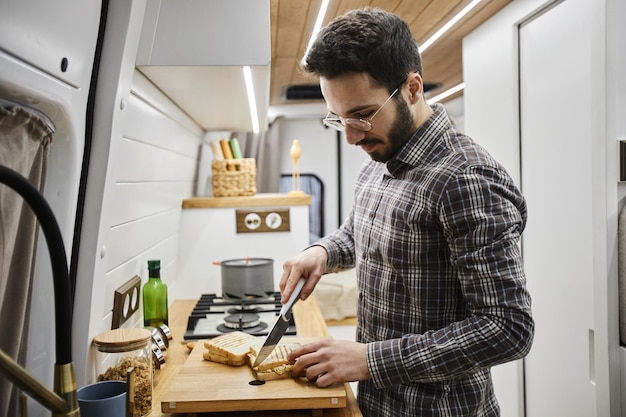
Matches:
[151,343,166,370]
[159,323,172,340]
[148,327,167,351]
[153,325,170,347]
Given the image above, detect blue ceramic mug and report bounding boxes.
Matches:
[77,380,127,417]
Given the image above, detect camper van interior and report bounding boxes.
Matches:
[1,0,626,416]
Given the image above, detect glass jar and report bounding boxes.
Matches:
[93,328,153,416]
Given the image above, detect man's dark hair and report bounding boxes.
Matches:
[303,7,422,93]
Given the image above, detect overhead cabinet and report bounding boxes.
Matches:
[0,0,100,87]
[136,0,271,132]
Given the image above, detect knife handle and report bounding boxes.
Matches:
[279,277,306,316]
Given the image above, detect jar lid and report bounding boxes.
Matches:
[93,328,151,352]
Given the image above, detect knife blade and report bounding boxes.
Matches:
[252,277,306,368]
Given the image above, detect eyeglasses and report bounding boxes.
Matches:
[322,86,401,132]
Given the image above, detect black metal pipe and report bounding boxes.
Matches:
[0,165,73,365]
[336,130,343,226]
[70,0,110,304]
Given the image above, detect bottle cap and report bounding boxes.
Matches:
[147,260,160,269]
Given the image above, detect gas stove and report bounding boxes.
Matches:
[184,292,297,340]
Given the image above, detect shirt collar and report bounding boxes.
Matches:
[386,103,452,176]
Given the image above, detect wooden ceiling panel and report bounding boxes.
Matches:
[334,0,372,21]
[452,0,512,38]
[369,0,403,12]
[273,0,311,58]
[387,0,434,28]
[269,0,513,106]
[270,0,279,56]
[408,1,465,42]
[271,57,297,101]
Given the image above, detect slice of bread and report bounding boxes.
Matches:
[254,363,295,381]
[202,331,259,366]
[248,342,301,380]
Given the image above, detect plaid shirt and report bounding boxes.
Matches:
[318,104,534,416]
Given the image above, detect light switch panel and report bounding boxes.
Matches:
[111,275,141,329]
[236,209,290,233]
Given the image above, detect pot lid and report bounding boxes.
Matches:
[221,258,273,267]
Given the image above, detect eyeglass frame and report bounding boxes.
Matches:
[322,79,405,132]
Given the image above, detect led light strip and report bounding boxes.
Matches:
[419,0,483,53]
[302,0,331,65]
[427,82,465,104]
[243,66,260,134]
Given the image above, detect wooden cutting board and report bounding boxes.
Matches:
[161,337,347,414]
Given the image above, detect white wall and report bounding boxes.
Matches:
[278,116,343,233]
[73,0,203,385]
[176,205,310,298]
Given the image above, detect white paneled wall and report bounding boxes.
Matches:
[103,69,201,322]
[80,66,203,383]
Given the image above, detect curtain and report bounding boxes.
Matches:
[0,105,53,417]
[232,118,283,193]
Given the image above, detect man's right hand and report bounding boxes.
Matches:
[279,245,328,303]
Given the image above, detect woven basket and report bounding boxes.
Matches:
[211,158,257,197]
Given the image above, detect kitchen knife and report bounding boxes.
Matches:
[252,277,306,368]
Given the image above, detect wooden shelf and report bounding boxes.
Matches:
[183,192,311,209]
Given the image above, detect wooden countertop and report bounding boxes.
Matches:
[182,193,311,209]
[152,297,362,416]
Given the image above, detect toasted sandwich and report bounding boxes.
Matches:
[248,342,301,381]
[202,331,259,366]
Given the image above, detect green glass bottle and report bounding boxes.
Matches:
[143,259,168,327]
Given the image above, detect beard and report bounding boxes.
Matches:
[364,98,416,162]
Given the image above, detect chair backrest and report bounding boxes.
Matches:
[279,173,324,243]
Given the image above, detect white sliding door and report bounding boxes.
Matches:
[519,0,595,415]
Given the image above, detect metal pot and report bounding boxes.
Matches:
[218,258,274,300]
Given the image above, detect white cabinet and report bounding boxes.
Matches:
[519,0,596,414]
[136,0,269,66]
[135,0,270,132]
[0,0,100,87]
[464,0,619,415]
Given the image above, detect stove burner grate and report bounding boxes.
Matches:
[223,312,261,329]
[184,292,297,340]
[226,306,262,314]
[217,322,268,334]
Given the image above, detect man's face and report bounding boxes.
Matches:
[320,73,416,162]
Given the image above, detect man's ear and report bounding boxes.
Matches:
[406,72,424,103]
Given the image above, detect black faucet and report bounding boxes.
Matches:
[0,165,80,416]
